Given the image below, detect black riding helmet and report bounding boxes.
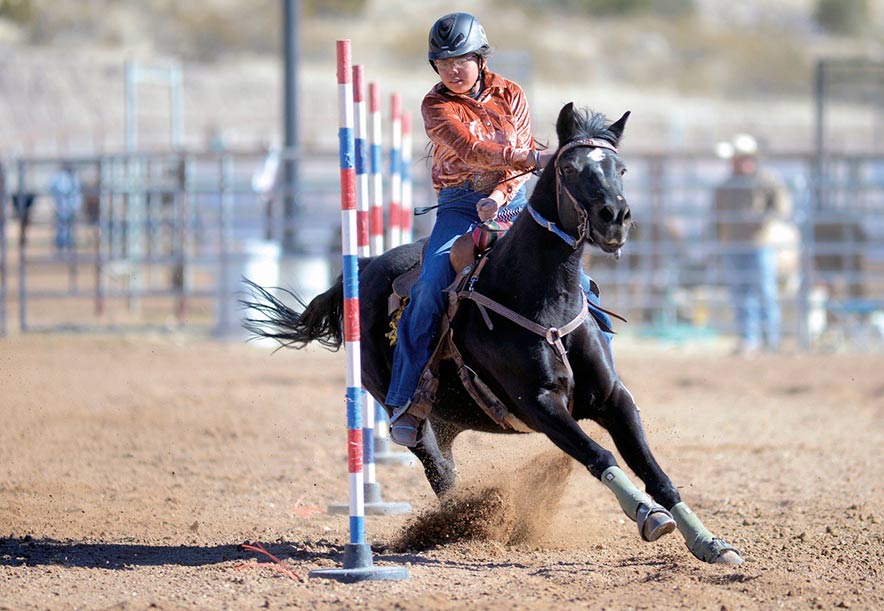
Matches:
[428,12,490,68]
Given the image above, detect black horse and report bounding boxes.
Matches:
[244,103,743,565]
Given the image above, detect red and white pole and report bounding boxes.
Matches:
[388,93,402,248]
[368,82,384,256]
[351,64,377,491]
[353,65,370,259]
[400,111,413,244]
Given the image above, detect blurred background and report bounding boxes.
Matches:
[0,0,882,351]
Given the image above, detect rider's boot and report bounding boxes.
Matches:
[388,365,438,447]
[389,402,424,447]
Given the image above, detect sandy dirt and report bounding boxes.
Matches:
[0,333,882,610]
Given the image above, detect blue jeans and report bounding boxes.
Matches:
[582,275,614,345]
[723,246,780,350]
[55,213,75,250]
[385,186,611,408]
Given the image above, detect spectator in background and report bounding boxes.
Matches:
[12,191,36,223]
[49,163,82,253]
[714,134,794,356]
[252,141,280,241]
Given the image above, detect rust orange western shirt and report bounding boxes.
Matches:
[421,70,535,204]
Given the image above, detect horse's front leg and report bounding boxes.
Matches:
[595,380,744,565]
[512,385,674,539]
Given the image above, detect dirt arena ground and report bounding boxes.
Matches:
[1,333,881,610]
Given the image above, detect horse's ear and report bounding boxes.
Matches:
[608,111,631,144]
[556,102,579,143]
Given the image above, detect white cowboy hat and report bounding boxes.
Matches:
[715,133,759,159]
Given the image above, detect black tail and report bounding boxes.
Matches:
[240,277,344,350]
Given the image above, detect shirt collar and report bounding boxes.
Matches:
[433,70,507,100]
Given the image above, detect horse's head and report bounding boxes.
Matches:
[553,103,632,254]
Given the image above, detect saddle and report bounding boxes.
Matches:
[386,222,622,431]
[386,225,525,430]
[386,221,511,320]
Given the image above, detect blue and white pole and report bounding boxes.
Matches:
[367,82,413,466]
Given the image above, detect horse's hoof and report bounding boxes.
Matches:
[637,504,676,542]
[692,537,744,565]
[642,511,676,542]
[715,549,744,566]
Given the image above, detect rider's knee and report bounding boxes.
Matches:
[410,274,450,312]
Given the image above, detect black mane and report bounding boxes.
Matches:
[570,108,620,145]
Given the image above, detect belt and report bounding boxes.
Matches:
[460,172,504,195]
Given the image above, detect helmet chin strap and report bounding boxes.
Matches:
[469,57,486,96]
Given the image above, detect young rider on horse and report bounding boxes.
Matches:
[386,12,610,447]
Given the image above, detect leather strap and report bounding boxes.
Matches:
[458,289,589,378]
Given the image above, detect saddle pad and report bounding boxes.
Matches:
[471,220,513,252]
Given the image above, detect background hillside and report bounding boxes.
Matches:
[0,0,881,155]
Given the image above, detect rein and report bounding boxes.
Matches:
[413,167,541,216]
[525,204,578,249]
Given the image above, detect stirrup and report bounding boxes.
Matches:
[389,413,423,447]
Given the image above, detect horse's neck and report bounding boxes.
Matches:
[484,211,585,312]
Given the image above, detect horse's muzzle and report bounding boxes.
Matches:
[590,223,630,253]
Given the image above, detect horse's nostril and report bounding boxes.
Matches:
[599,206,615,223]
[623,208,632,222]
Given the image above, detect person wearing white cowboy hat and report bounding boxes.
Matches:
[713,133,796,355]
[715,132,759,160]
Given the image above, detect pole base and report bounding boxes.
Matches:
[309,543,410,583]
[326,501,411,516]
[373,436,416,465]
[327,482,411,515]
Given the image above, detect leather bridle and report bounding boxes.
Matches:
[531,137,620,250]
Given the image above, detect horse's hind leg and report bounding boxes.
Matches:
[597,381,744,565]
[408,419,459,497]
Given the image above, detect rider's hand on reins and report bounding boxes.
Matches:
[477,197,500,222]
[537,148,556,168]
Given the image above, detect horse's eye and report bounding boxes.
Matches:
[620,168,627,176]
[561,166,577,177]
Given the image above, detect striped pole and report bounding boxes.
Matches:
[352,65,375,487]
[368,82,384,256]
[331,65,411,514]
[353,66,370,259]
[367,88,414,466]
[310,40,408,583]
[335,40,364,549]
[388,93,402,248]
[400,111,414,244]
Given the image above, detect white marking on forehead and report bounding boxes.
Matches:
[588,149,607,162]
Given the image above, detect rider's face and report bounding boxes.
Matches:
[436,54,480,94]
